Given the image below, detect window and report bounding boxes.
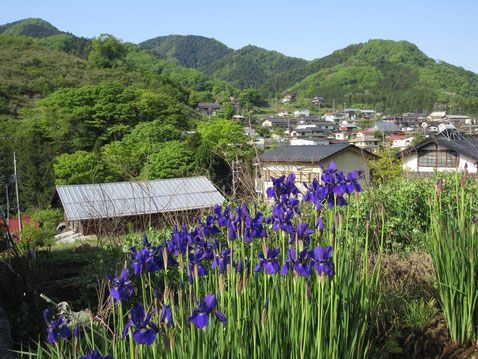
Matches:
[418,150,457,168]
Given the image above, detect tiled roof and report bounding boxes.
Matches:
[260,144,365,162]
[397,134,478,161]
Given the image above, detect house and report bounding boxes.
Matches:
[54,177,225,236]
[360,110,376,119]
[257,144,375,195]
[397,126,478,174]
[261,117,294,130]
[445,114,472,125]
[334,132,354,140]
[427,111,447,121]
[312,97,325,106]
[196,103,221,116]
[282,94,296,103]
[323,113,335,122]
[384,135,415,150]
[294,109,310,117]
[350,132,381,151]
[368,122,402,135]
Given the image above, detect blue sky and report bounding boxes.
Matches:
[3,0,478,72]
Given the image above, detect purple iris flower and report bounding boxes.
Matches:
[254,247,281,275]
[169,225,188,255]
[160,304,174,329]
[197,216,220,239]
[188,294,227,329]
[43,309,72,343]
[211,249,232,274]
[244,212,267,243]
[316,217,324,230]
[308,246,335,276]
[106,269,134,303]
[281,248,310,278]
[122,303,159,346]
[129,246,161,275]
[346,170,363,193]
[213,205,231,227]
[80,350,114,359]
[188,250,209,282]
[267,174,301,204]
[267,204,295,234]
[289,223,314,246]
[233,258,250,274]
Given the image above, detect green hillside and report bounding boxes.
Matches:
[140,36,307,90]
[140,35,233,70]
[0,18,63,38]
[204,45,307,90]
[283,40,478,114]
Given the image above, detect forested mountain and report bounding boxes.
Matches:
[202,45,307,90]
[283,40,478,114]
[140,36,307,90]
[140,35,233,71]
[0,18,63,38]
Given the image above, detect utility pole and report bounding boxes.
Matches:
[13,152,22,241]
[5,184,9,224]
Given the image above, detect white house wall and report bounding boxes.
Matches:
[402,153,477,173]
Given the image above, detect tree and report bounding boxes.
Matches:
[140,141,194,180]
[221,102,235,119]
[238,89,262,108]
[196,119,253,161]
[88,34,127,69]
[273,127,285,136]
[369,147,402,183]
[257,127,272,138]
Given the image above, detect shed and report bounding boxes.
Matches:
[54,177,225,235]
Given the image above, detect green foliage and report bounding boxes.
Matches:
[273,127,285,136]
[402,299,437,331]
[238,88,262,107]
[53,151,121,185]
[88,34,127,69]
[410,135,426,146]
[256,126,271,138]
[0,18,62,38]
[37,34,91,59]
[221,102,235,119]
[370,147,401,184]
[140,34,233,70]
[18,208,63,250]
[196,118,253,161]
[140,141,195,179]
[429,172,478,343]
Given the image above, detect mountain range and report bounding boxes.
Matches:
[1,17,477,114]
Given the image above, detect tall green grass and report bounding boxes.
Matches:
[429,171,478,344]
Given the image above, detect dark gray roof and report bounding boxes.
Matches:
[369,122,401,132]
[56,177,225,221]
[197,103,220,109]
[260,144,361,162]
[397,134,478,161]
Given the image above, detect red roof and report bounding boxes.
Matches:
[360,131,374,134]
[325,113,333,115]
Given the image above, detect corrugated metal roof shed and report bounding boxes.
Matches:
[56,176,225,221]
